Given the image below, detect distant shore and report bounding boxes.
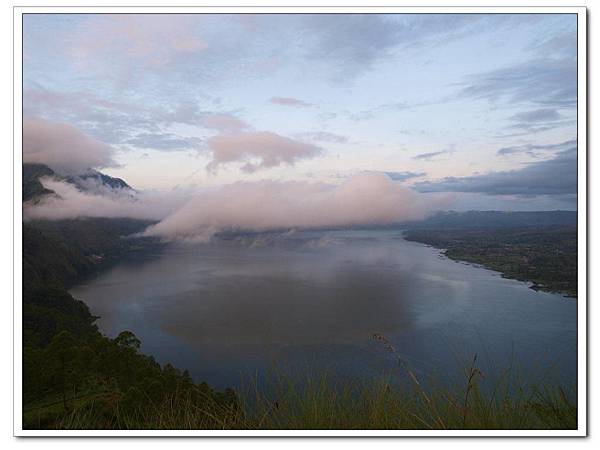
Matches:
[403,227,577,299]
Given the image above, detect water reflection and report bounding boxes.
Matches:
[70,230,577,390]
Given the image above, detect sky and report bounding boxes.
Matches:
[22,13,578,213]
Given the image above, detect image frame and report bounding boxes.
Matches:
[12,3,588,438]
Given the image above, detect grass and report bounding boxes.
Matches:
[25,350,577,430]
[40,373,575,430]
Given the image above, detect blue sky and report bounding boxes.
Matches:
[23,13,578,211]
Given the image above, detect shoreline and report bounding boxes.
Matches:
[403,231,577,299]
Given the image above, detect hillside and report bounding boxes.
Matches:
[23,162,133,203]
[23,163,57,201]
[405,210,577,230]
[22,167,237,429]
[404,226,577,297]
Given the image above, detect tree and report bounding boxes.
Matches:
[46,331,92,411]
[114,330,141,350]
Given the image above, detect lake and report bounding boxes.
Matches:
[70,229,577,391]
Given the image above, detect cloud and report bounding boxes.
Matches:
[413,150,450,161]
[23,177,190,221]
[496,139,576,157]
[70,15,208,73]
[24,172,441,242]
[143,172,431,241]
[299,15,405,71]
[125,133,203,152]
[415,147,577,196]
[206,131,322,173]
[23,118,117,174]
[199,113,250,132]
[455,23,576,111]
[384,171,426,182]
[296,131,349,144]
[301,14,484,77]
[23,87,205,145]
[527,31,577,60]
[346,100,439,122]
[269,97,311,107]
[458,58,576,108]
[500,107,574,137]
[499,120,576,137]
[509,109,562,123]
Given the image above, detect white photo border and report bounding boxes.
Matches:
[12,3,588,437]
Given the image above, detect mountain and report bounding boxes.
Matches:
[66,169,132,192]
[23,163,57,202]
[23,163,133,202]
[405,210,577,230]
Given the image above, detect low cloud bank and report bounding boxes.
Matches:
[23,178,189,222]
[143,172,431,241]
[25,172,436,241]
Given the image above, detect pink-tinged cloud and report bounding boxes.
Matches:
[24,173,442,242]
[200,113,249,132]
[206,131,322,173]
[71,15,208,71]
[143,172,431,242]
[269,97,311,107]
[23,118,117,174]
[23,177,190,221]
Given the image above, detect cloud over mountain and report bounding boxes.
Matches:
[23,118,117,174]
[23,177,189,221]
[24,171,437,242]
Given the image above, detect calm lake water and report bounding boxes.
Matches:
[70,229,577,391]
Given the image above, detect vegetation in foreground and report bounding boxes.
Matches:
[25,339,577,430]
[404,227,577,298]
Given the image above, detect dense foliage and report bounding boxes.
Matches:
[24,218,164,288]
[404,226,577,297]
[23,163,56,202]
